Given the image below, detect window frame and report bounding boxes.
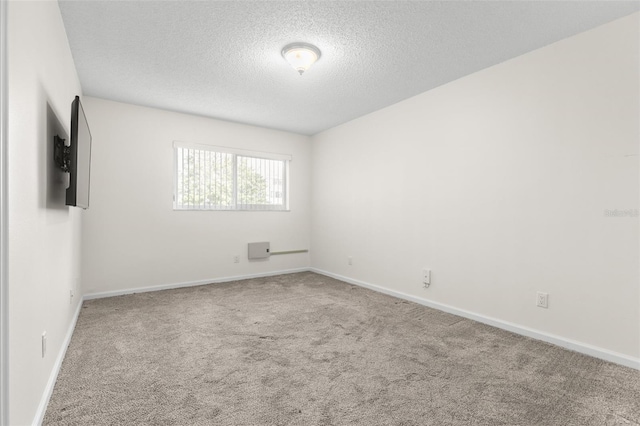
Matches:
[173,141,291,212]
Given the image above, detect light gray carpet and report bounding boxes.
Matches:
[44,272,639,425]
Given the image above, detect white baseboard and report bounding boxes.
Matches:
[310,268,640,371]
[32,299,84,426]
[83,267,311,301]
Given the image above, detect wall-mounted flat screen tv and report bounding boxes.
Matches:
[66,96,92,208]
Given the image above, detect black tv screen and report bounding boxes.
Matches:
[66,96,92,208]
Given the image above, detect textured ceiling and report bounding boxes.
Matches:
[58,1,640,136]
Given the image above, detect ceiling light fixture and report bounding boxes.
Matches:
[281,43,321,75]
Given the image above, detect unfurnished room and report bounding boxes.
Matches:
[0,1,639,425]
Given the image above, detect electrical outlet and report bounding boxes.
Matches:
[536,292,549,308]
[348,256,353,266]
[233,255,240,264]
[422,269,431,287]
[42,332,47,358]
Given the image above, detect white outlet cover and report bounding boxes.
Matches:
[422,269,431,285]
[537,292,549,308]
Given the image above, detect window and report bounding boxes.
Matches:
[173,142,290,211]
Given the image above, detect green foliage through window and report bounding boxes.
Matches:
[174,145,288,211]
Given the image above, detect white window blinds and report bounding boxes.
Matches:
[173,142,290,211]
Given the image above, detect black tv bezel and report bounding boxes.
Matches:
[65,95,91,209]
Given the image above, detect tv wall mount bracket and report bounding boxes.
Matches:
[53,135,70,173]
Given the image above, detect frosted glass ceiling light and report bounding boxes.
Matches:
[282,43,321,75]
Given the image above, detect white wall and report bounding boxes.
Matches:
[8,1,83,424]
[81,98,311,295]
[311,14,639,361]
